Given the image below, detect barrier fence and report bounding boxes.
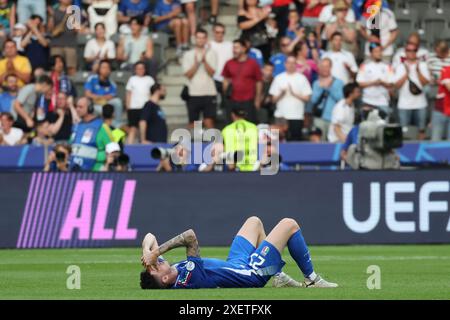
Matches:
[1,171,449,249]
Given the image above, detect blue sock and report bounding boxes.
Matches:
[287,229,314,278]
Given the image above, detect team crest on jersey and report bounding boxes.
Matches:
[186,261,195,271]
[177,270,192,286]
[261,246,270,256]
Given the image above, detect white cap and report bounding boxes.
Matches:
[14,23,27,31]
[106,142,121,154]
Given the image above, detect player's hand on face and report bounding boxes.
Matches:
[142,250,159,270]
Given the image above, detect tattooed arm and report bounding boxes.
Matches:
[143,229,200,269]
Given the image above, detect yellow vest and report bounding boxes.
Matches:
[222,119,258,172]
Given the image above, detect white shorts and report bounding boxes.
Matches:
[180,0,197,3]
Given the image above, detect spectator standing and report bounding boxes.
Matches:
[432,65,450,141]
[269,36,292,77]
[0,74,18,113]
[69,97,113,172]
[356,43,394,115]
[210,23,233,93]
[238,0,272,61]
[324,0,357,55]
[11,23,26,54]
[182,29,217,129]
[243,37,264,68]
[0,39,32,88]
[48,0,78,76]
[427,41,450,85]
[394,43,431,140]
[84,59,123,128]
[293,41,318,84]
[317,0,355,48]
[328,83,360,143]
[300,0,328,27]
[308,58,344,127]
[259,62,275,123]
[271,0,293,37]
[392,32,429,69]
[126,61,155,144]
[117,17,155,75]
[0,0,16,39]
[153,0,189,56]
[139,83,168,144]
[360,6,398,62]
[285,9,303,40]
[322,31,357,84]
[269,55,312,141]
[17,0,46,24]
[13,73,52,132]
[0,112,25,145]
[118,0,152,28]
[87,0,118,39]
[222,39,263,124]
[21,15,50,71]
[84,22,116,72]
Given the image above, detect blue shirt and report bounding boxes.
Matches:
[119,0,152,18]
[153,0,181,30]
[308,78,344,122]
[172,256,266,289]
[269,53,286,77]
[0,92,16,113]
[84,75,117,97]
[248,48,264,68]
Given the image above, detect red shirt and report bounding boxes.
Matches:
[440,66,450,116]
[302,0,327,17]
[222,57,262,102]
[272,0,292,7]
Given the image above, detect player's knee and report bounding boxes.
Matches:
[247,216,262,227]
[280,218,299,232]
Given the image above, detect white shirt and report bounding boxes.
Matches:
[318,4,355,40]
[392,47,429,69]
[328,99,355,143]
[126,75,155,110]
[394,61,431,110]
[182,48,217,96]
[84,38,117,60]
[363,9,398,57]
[322,50,358,84]
[0,127,24,146]
[269,72,312,120]
[210,40,233,82]
[356,60,394,107]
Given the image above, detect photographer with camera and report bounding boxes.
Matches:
[103,142,131,172]
[43,143,71,172]
[151,141,198,172]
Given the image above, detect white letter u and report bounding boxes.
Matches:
[343,183,380,233]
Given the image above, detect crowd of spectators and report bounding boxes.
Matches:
[0,0,449,171]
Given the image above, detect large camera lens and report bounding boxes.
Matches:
[55,151,66,162]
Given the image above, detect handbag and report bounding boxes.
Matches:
[408,78,423,96]
[180,85,189,102]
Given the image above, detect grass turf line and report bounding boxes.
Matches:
[0,245,449,300]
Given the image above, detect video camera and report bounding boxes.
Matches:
[347,110,402,170]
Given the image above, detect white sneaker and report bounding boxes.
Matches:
[272,272,303,288]
[304,275,338,288]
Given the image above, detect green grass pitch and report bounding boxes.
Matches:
[0,245,449,300]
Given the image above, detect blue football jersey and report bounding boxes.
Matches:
[172,257,270,289]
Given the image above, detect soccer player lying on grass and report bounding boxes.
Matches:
[140,216,338,289]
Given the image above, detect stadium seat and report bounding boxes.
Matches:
[423,8,448,47]
[438,27,450,46]
[151,32,170,72]
[394,8,419,45]
[406,0,436,13]
[71,71,91,98]
[111,70,132,101]
[77,34,94,71]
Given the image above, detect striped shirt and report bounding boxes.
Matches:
[427,53,450,82]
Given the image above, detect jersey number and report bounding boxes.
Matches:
[249,253,265,271]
